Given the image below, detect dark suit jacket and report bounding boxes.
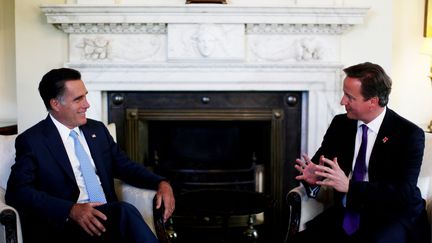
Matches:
[309,108,427,240]
[5,116,165,232]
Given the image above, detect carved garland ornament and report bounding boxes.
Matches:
[54,22,352,35]
[56,23,167,34]
[246,23,353,35]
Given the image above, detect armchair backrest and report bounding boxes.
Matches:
[0,135,17,191]
[106,123,117,142]
[419,132,432,202]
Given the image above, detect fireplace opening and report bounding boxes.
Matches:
[148,120,270,193]
[108,91,303,242]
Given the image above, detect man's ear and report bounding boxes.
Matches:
[50,98,60,112]
[369,96,379,107]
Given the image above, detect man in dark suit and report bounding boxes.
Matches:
[292,62,430,243]
[6,68,175,243]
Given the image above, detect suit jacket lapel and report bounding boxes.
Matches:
[340,118,357,175]
[42,116,77,182]
[368,109,393,179]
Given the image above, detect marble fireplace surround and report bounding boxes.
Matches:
[40,2,369,153]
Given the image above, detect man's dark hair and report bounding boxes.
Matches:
[343,62,392,107]
[38,68,81,110]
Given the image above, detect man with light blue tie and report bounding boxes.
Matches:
[291,62,430,243]
[6,68,175,243]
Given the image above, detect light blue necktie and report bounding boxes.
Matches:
[70,130,107,203]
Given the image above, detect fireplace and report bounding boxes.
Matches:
[108,91,302,242]
[40,2,370,242]
[40,3,369,157]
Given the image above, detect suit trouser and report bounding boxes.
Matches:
[291,206,429,243]
[23,201,159,243]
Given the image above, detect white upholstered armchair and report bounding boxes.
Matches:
[0,124,172,243]
[285,132,432,242]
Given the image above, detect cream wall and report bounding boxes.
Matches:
[342,1,393,73]
[6,0,432,131]
[339,0,393,116]
[0,0,17,123]
[15,0,67,131]
[392,0,432,129]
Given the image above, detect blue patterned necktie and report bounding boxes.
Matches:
[70,130,107,203]
[342,124,368,235]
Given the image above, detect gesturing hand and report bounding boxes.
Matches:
[294,154,324,185]
[315,156,349,193]
[69,202,107,236]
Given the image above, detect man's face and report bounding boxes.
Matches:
[340,77,375,122]
[50,79,90,129]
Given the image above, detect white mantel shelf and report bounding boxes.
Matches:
[41,4,368,25]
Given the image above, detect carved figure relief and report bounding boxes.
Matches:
[168,23,245,61]
[295,38,322,61]
[250,36,323,62]
[112,35,164,62]
[72,35,165,63]
[191,24,220,57]
[77,37,110,60]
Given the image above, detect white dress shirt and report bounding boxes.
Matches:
[352,107,386,181]
[341,107,387,206]
[50,114,103,203]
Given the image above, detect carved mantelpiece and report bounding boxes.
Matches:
[40,3,369,153]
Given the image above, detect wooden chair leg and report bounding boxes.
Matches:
[243,215,258,243]
[153,196,178,243]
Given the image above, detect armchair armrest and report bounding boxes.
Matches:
[285,184,333,243]
[285,185,304,240]
[116,182,157,235]
[116,182,175,243]
[425,198,432,242]
[0,187,22,243]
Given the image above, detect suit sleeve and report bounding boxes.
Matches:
[97,123,165,190]
[302,115,345,197]
[5,133,75,225]
[310,115,348,164]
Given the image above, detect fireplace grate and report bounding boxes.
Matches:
[160,164,259,192]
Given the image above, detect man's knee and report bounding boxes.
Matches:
[357,222,407,243]
[112,201,139,211]
[100,201,136,211]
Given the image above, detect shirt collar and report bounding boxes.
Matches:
[49,114,81,141]
[357,106,386,134]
